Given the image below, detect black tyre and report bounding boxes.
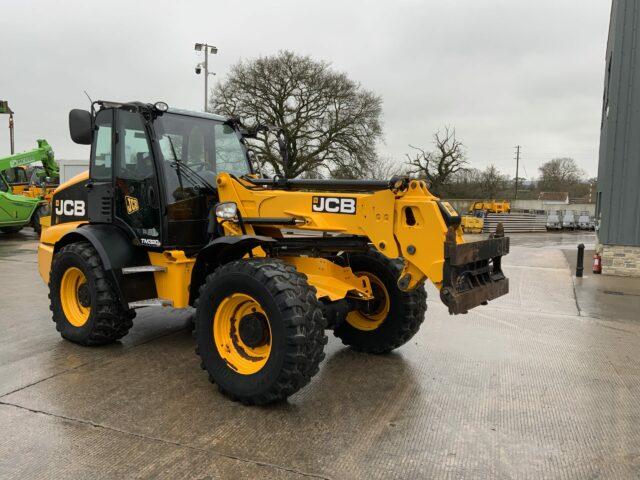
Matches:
[49,242,134,345]
[195,259,327,405]
[334,250,427,354]
[0,226,22,234]
[31,204,49,236]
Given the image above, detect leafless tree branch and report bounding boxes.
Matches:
[405,126,468,195]
[211,51,383,178]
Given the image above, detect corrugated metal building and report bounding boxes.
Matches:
[597,0,640,276]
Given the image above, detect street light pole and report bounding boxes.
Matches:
[514,145,521,201]
[204,48,209,112]
[194,43,218,113]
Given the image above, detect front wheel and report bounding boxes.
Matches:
[334,250,427,354]
[195,259,327,405]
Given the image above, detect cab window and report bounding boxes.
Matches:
[214,123,250,177]
[5,167,28,184]
[90,110,113,181]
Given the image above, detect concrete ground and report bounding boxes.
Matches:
[0,229,639,479]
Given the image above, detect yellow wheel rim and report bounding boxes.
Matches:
[213,293,272,375]
[60,267,91,327]
[346,273,391,331]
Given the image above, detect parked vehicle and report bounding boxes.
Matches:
[577,211,594,230]
[0,139,58,235]
[468,200,510,214]
[461,215,484,233]
[562,210,577,230]
[546,210,562,230]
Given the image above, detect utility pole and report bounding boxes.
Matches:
[514,145,521,201]
[194,43,218,113]
[8,112,14,155]
[0,100,14,154]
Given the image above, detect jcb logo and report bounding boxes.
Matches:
[55,199,86,217]
[125,196,139,214]
[312,196,356,214]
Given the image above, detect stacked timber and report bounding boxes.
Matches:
[482,212,547,233]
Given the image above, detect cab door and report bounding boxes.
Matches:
[113,110,163,247]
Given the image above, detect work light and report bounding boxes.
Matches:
[215,202,238,220]
[154,102,169,112]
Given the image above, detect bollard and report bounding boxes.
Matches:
[576,243,585,277]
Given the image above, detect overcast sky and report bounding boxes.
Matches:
[1,0,610,177]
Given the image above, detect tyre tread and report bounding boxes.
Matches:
[49,242,134,346]
[334,249,427,354]
[195,258,327,405]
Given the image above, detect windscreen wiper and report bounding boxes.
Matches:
[165,135,216,192]
[175,161,216,192]
[169,161,216,193]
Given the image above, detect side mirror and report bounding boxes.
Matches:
[69,109,93,145]
[239,123,271,139]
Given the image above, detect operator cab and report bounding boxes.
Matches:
[69,101,252,252]
[4,166,29,191]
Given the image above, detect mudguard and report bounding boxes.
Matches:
[189,235,277,305]
[56,224,136,269]
[55,224,155,308]
[198,235,276,263]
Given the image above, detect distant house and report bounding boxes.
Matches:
[538,192,569,205]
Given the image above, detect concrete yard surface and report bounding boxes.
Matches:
[0,230,639,479]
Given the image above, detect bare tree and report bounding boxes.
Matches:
[405,127,468,195]
[538,157,585,192]
[444,168,483,198]
[363,156,407,180]
[480,164,508,198]
[332,156,406,180]
[211,51,383,178]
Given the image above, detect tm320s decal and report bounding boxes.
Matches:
[140,238,161,247]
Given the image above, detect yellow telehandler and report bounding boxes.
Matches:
[38,100,509,404]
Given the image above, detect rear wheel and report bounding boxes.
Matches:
[50,242,134,345]
[334,250,427,354]
[0,226,22,234]
[31,205,48,235]
[195,259,327,405]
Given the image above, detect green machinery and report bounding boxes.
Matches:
[0,139,58,235]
